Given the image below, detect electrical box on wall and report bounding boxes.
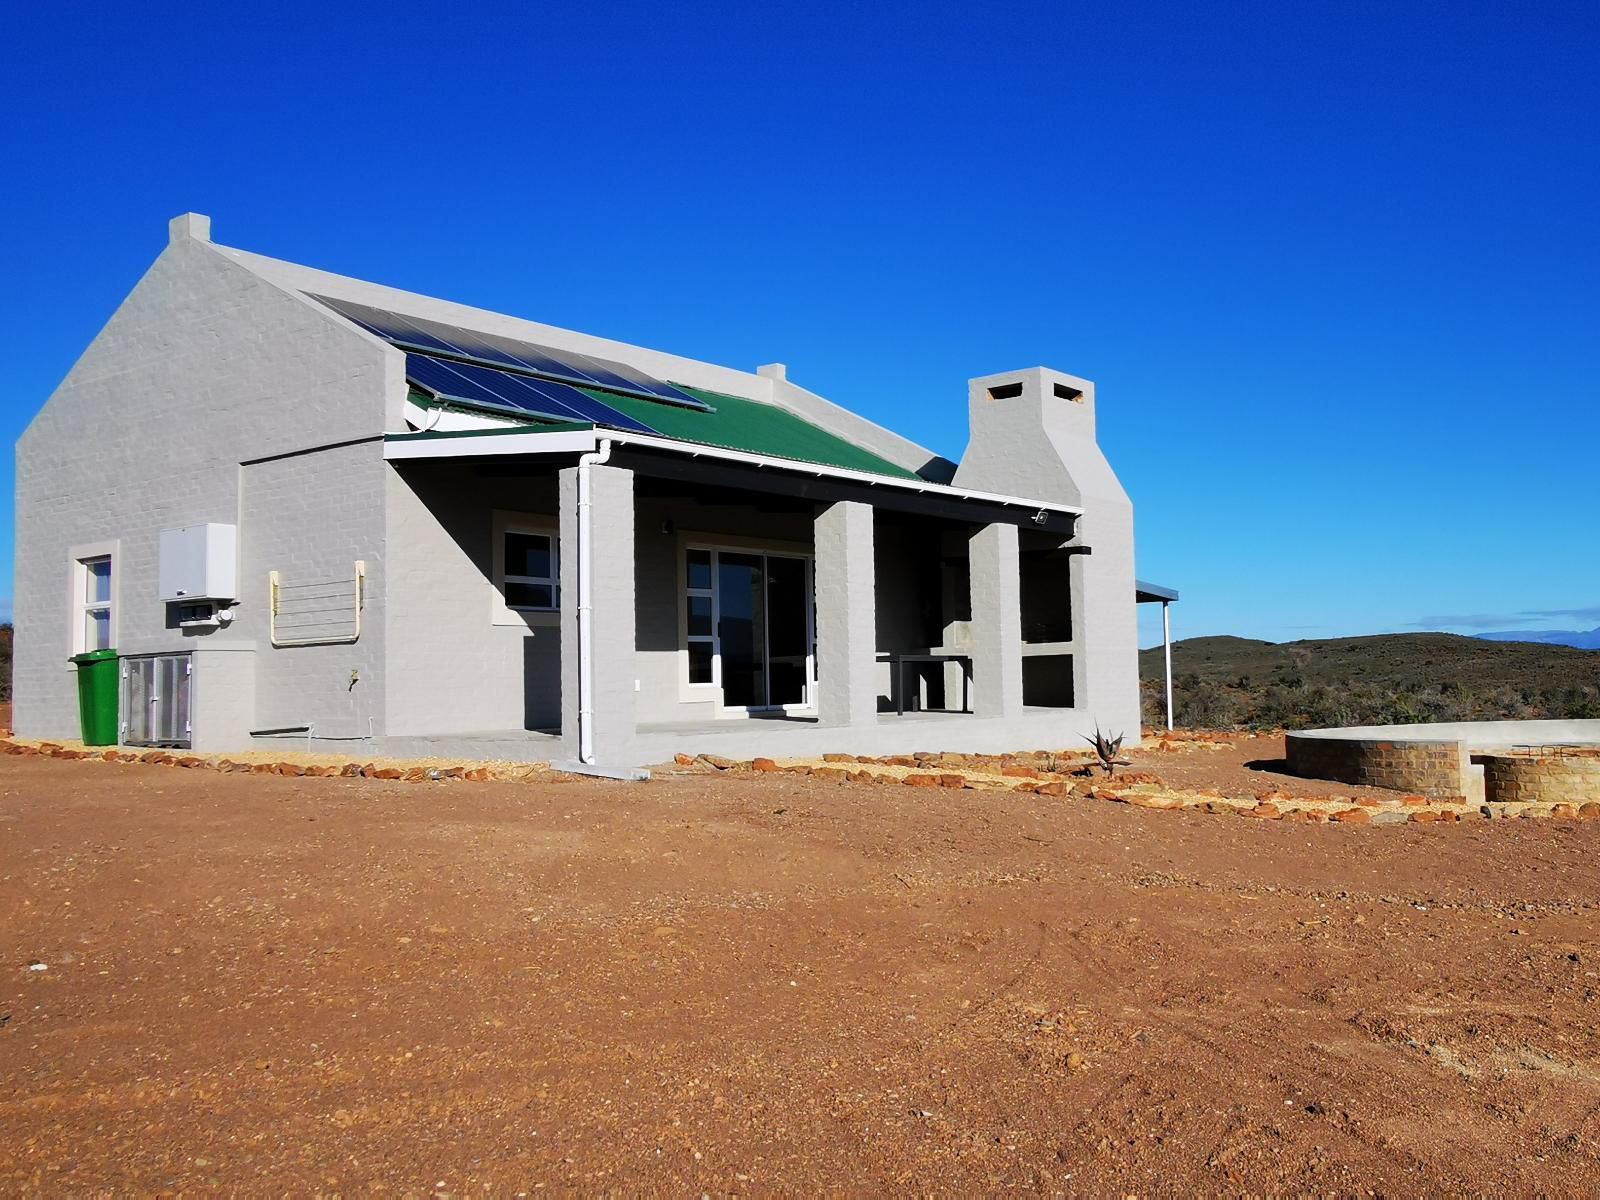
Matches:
[159,523,238,602]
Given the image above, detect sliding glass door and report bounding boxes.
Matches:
[685,547,814,711]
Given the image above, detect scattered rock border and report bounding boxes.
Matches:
[0,739,524,784]
[675,751,1598,825]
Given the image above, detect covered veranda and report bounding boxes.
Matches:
[383,423,1096,774]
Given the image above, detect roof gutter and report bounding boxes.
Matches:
[384,427,1084,519]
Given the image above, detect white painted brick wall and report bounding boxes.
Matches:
[14,233,392,744]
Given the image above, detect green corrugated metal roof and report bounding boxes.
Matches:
[404,383,921,481]
[576,384,920,480]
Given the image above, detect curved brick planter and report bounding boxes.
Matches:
[1286,719,1600,800]
[1285,734,1468,797]
[1482,751,1600,805]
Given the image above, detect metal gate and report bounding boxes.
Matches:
[121,653,193,747]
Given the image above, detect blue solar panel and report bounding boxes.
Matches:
[403,354,656,433]
[528,379,657,432]
[316,295,712,411]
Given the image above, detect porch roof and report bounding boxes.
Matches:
[404,381,921,482]
[383,422,1085,521]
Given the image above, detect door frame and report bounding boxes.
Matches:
[680,540,816,716]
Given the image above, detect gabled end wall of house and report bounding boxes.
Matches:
[14,216,400,748]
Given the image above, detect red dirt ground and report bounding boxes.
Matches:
[4,736,1600,1193]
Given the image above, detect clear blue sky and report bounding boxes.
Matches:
[4,1,1596,648]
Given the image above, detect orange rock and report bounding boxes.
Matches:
[822,753,855,763]
[1331,808,1370,824]
[101,750,120,762]
[1552,803,1578,820]
[1401,795,1429,806]
[1035,781,1068,797]
[1245,802,1281,819]
[463,767,492,782]
[1581,803,1600,821]
[674,753,696,766]
[1410,810,1439,823]
[1127,791,1181,809]
[813,767,848,782]
[902,773,939,788]
[751,757,779,772]
[1354,797,1381,808]
[371,767,404,780]
[340,763,364,777]
[1002,766,1042,779]
[1437,809,1460,823]
[275,763,305,777]
[939,774,967,789]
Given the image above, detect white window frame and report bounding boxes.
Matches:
[67,541,119,657]
[491,511,560,627]
[678,537,816,715]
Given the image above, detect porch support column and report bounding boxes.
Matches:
[559,462,637,770]
[814,500,877,727]
[969,521,1024,718]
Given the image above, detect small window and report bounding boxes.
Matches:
[502,530,559,612]
[79,556,113,651]
[685,548,715,686]
[987,382,1024,401]
[1052,382,1084,402]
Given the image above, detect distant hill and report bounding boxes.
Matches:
[1477,626,1600,650]
[1137,631,1600,730]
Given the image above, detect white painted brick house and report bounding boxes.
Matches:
[14,214,1157,774]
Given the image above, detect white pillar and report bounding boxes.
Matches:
[814,500,877,726]
[559,463,636,768]
[969,522,1024,718]
[1162,600,1174,731]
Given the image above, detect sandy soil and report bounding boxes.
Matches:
[4,736,1600,1193]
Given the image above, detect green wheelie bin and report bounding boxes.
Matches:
[70,648,119,746]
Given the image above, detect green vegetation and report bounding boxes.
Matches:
[1139,632,1600,730]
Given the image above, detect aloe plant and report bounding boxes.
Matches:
[1086,727,1128,776]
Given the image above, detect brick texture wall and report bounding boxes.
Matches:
[1482,753,1600,805]
[1286,734,1469,798]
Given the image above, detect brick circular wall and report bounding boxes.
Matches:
[1286,734,1468,798]
[1482,752,1600,805]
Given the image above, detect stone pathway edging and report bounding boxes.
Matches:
[0,739,524,784]
[676,752,1598,825]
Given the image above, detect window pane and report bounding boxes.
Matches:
[85,558,111,604]
[687,594,712,636]
[686,549,712,591]
[505,532,552,581]
[505,581,555,610]
[86,608,111,651]
[688,640,713,684]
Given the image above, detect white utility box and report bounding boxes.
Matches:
[158,523,238,602]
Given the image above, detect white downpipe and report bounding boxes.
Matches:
[576,437,614,764]
[1163,600,1174,732]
